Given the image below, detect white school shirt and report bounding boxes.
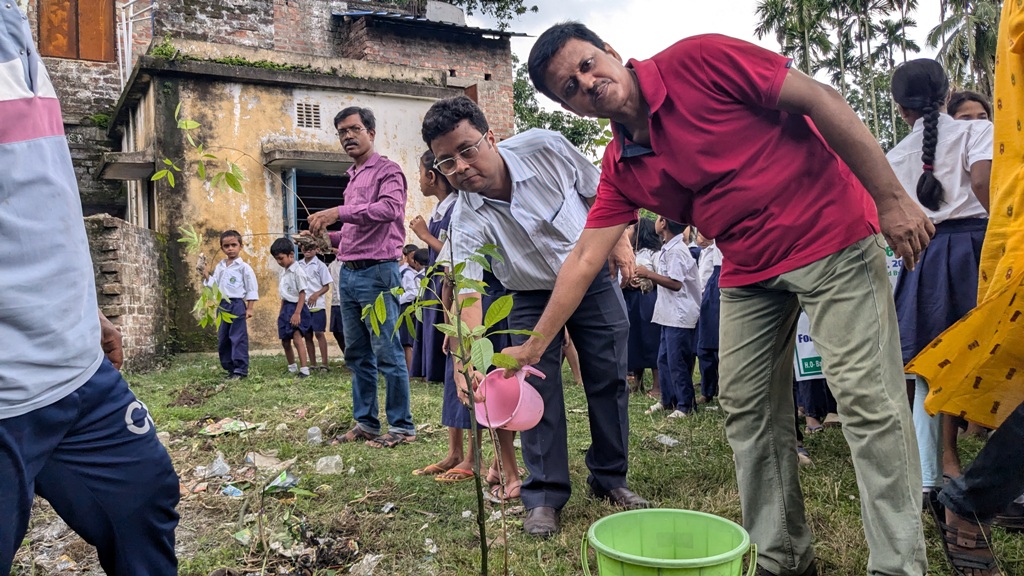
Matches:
[399,264,419,305]
[204,257,259,300]
[446,129,599,291]
[698,243,723,294]
[328,259,342,307]
[886,114,992,224]
[298,257,332,310]
[279,262,312,304]
[651,235,701,329]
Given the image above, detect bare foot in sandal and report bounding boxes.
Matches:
[332,426,375,444]
[941,508,1002,576]
[365,431,415,449]
[490,479,522,501]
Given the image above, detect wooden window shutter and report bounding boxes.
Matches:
[39,0,77,59]
[78,0,115,62]
[39,0,115,62]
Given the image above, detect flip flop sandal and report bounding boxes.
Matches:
[490,479,522,501]
[435,467,475,483]
[805,425,824,434]
[331,426,376,445]
[486,466,502,485]
[927,494,1001,576]
[412,464,447,476]
[364,432,414,449]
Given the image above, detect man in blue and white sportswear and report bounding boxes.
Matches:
[0,6,179,575]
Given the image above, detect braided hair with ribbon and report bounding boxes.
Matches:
[891,59,950,212]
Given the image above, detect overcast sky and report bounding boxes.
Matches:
[467,0,945,109]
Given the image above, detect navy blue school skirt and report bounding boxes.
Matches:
[398,302,414,348]
[623,288,660,371]
[698,266,721,351]
[894,218,986,364]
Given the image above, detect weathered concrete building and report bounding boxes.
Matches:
[28,0,519,363]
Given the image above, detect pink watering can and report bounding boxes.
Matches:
[474,366,545,431]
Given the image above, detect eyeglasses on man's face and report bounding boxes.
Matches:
[336,125,366,138]
[433,134,487,176]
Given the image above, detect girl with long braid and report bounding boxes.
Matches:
[886,59,993,502]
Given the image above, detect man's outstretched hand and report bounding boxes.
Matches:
[877,195,935,271]
[307,208,339,234]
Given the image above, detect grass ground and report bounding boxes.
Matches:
[12,353,1024,575]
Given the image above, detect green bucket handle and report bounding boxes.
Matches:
[582,535,757,576]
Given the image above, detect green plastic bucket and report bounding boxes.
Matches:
[583,509,756,576]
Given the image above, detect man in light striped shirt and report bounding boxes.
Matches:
[422,96,644,538]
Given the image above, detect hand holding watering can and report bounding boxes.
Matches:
[474,366,546,431]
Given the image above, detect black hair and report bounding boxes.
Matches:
[220,229,242,244]
[403,244,419,256]
[947,90,992,119]
[633,217,662,252]
[421,96,489,146]
[528,21,608,102]
[661,218,687,236]
[270,237,294,257]
[420,149,457,193]
[891,59,949,212]
[334,106,375,132]
[413,248,430,267]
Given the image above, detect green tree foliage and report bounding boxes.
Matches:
[755,0,1000,150]
[448,0,537,29]
[512,56,604,156]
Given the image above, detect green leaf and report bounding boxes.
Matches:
[230,162,245,180]
[181,119,201,130]
[151,169,168,182]
[416,299,441,309]
[487,328,542,338]
[459,296,479,310]
[414,306,423,322]
[483,294,513,328]
[224,172,243,194]
[478,244,505,263]
[202,153,218,160]
[470,337,494,374]
[460,278,487,295]
[360,303,373,321]
[174,102,181,120]
[197,161,206,180]
[162,158,173,166]
[197,143,204,154]
[434,323,460,338]
[453,262,466,276]
[490,352,520,370]
[373,293,386,325]
[185,132,196,148]
[468,253,491,271]
[211,172,226,189]
[390,286,404,298]
[167,171,175,188]
[470,325,487,338]
[403,313,415,338]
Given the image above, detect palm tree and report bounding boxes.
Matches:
[849,0,887,136]
[927,0,1000,95]
[891,0,920,61]
[875,17,921,148]
[755,0,830,76]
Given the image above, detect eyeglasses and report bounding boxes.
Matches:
[336,125,366,138]
[433,134,487,176]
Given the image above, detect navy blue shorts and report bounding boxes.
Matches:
[309,309,327,333]
[0,360,180,575]
[398,302,414,348]
[278,301,311,339]
[329,305,344,334]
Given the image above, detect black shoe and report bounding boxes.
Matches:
[994,501,1024,532]
[523,506,560,538]
[755,559,818,576]
[297,371,310,379]
[225,373,245,381]
[589,486,650,510]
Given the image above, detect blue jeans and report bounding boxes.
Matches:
[339,261,415,436]
[0,360,180,575]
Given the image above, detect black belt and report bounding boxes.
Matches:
[342,258,395,271]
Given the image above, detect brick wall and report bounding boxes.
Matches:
[67,122,125,218]
[85,215,170,372]
[338,18,515,138]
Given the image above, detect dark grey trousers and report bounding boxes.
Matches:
[508,271,631,511]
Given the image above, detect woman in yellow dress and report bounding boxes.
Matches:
[905,2,1024,575]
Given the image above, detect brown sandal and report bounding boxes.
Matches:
[365,431,415,449]
[331,426,375,444]
[928,497,1002,576]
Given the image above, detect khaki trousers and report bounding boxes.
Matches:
[719,235,926,576]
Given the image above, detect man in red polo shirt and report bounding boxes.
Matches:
[512,23,932,576]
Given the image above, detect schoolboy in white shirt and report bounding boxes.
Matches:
[271,238,312,377]
[299,244,333,372]
[202,230,259,380]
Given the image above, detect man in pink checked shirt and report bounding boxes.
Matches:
[307,106,416,449]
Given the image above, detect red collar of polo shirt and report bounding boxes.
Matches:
[613,58,669,160]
